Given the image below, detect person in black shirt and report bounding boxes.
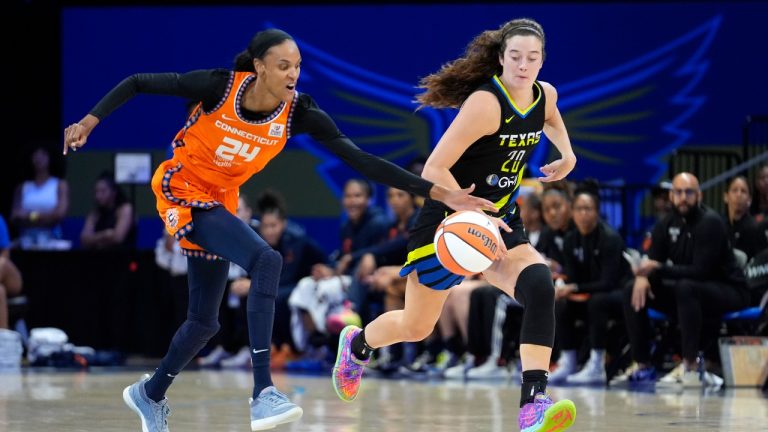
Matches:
[548,182,631,385]
[63,29,496,432]
[623,172,750,387]
[538,182,575,278]
[80,171,136,250]
[724,175,766,259]
[333,18,578,430]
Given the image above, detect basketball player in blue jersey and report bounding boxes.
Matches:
[333,18,577,431]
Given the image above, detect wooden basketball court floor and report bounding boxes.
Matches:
[0,369,765,431]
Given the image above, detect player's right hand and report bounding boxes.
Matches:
[63,114,99,155]
[63,123,88,155]
[434,183,498,214]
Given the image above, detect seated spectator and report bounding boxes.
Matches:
[538,181,575,278]
[11,146,69,249]
[520,190,544,248]
[617,172,750,388]
[288,178,388,356]
[0,215,23,329]
[346,186,419,369]
[548,180,632,385]
[723,175,766,259]
[313,178,389,278]
[80,171,136,250]
[348,186,419,324]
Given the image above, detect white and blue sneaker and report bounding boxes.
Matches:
[565,359,607,385]
[249,386,303,431]
[122,374,171,432]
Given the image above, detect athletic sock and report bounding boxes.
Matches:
[351,328,374,360]
[520,369,549,407]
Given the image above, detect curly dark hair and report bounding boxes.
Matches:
[416,18,546,109]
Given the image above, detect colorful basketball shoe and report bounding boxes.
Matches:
[518,393,576,432]
[332,325,369,402]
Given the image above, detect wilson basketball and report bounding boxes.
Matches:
[433,210,503,276]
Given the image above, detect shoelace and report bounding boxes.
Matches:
[261,390,289,407]
[153,404,170,429]
[532,397,551,422]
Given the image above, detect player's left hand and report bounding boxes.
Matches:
[433,183,498,213]
[539,155,577,182]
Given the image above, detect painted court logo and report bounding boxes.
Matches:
[166,208,179,229]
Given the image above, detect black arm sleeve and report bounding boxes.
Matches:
[291,94,434,197]
[656,214,727,279]
[575,231,627,293]
[89,69,231,120]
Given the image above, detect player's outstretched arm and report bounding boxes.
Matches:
[63,70,223,155]
[299,96,497,213]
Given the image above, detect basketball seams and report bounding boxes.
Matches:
[435,233,467,275]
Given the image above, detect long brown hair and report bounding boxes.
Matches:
[416,18,546,109]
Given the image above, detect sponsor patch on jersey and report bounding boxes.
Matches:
[268,123,285,138]
[166,208,179,229]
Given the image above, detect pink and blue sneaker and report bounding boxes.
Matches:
[518,393,576,432]
[332,325,369,402]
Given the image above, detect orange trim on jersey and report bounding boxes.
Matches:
[150,159,238,255]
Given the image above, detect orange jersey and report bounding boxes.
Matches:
[150,71,295,256]
[171,71,295,190]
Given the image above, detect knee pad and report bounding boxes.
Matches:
[247,247,283,298]
[513,263,554,306]
[514,263,555,347]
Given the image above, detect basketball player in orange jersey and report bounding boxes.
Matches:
[333,18,578,431]
[63,29,497,432]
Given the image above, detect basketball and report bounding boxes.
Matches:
[433,210,503,276]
